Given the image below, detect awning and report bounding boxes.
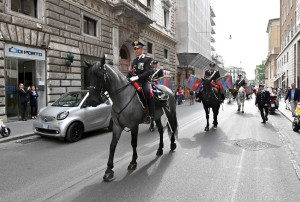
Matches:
[281,77,288,83]
[272,72,285,82]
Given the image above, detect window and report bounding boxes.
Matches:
[164,49,168,59]
[287,52,289,62]
[11,0,37,18]
[164,10,169,28]
[83,16,97,36]
[147,42,153,54]
[147,0,151,7]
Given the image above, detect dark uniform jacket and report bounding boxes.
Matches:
[235,79,246,88]
[152,69,164,80]
[18,88,29,104]
[285,88,300,102]
[127,54,152,82]
[29,90,39,105]
[205,70,220,82]
[255,90,270,107]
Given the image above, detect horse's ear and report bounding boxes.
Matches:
[84,59,92,68]
[101,55,105,66]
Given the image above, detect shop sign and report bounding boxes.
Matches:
[5,44,45,60]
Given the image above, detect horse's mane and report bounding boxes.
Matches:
[104,64,129,83]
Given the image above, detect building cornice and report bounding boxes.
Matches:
[277,28,300,59]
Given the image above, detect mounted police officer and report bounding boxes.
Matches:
[127,40,154,123]
[205,63,220,82]
[235,74,246,88]
[151,60,164,81]
[204,63,224,103]
[255,84,270,123]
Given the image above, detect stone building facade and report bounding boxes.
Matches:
[265,18,280,88]
[0,0,176,121]
[277,0,298,88]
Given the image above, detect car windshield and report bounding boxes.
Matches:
[52,92,87,107]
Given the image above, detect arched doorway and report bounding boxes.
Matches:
[119,45,131,75]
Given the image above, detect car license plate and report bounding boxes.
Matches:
[271,103,275,107]
[41,124,50,129]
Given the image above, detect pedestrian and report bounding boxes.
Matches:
[29,86,38,119]
[284,83,300,117]
[189,90,194,105]
[178,87,183,105]
[255,84,270,124]
[278,88,282,100]
[174,89,178,105]
[18,83,30,121]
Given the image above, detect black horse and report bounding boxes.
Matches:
[198,78,221,131]
[85,60,178,181]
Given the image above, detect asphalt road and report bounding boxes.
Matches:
[1,98,300,202]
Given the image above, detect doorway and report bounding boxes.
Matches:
[119,45,130,75]
[5,58,46,121]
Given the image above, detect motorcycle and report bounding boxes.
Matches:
[269,92,279,114]
[0,117,11,138]
[293,104,300,132]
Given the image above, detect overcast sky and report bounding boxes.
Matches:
[212,0,280,80]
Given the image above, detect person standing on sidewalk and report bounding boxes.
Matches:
[285,83,300,117]
[255,84,270,124]
[18,83,30,121]
[29,86,39,119]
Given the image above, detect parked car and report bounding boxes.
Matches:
[33,91,113,142]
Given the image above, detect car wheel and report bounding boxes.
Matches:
[292,121,300,132]
[108,119,113,131]
[66,122,83,142]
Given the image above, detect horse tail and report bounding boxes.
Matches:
[163,99,178,140]
[166,109,178,139]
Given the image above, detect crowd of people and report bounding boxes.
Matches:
[18,83,38,121]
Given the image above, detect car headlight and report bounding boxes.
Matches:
[57,111,69,120]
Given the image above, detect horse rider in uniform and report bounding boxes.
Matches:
[233,74,246,98]
[255,84,270,124]
[204,63,225,102]
[127,40,154,123]
[151,60,164,82]
[235,74,246,88]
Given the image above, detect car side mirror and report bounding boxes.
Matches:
[105,100,110,105]
[81,103,88,108]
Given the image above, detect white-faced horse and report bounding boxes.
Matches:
[237,87,246,113]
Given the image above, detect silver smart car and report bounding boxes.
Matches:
[33,91,112,142]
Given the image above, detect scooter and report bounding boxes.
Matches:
[293,104,300,132]
[0,117,11,137]
[269,93,279,114]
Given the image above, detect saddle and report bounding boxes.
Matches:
[133,82,169,110]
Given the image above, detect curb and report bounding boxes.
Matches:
[278,108,293,123]
[0,132,36,144]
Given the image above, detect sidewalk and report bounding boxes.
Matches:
[277,99,294,122]
[0,119,35,143]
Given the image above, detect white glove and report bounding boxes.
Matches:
[130,76,139,82]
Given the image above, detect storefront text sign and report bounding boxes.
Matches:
[5,44,45,60]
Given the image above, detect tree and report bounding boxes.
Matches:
[256,63,265,83]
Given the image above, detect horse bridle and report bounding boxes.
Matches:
[89,64,137,117]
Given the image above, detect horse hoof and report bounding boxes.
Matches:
[242,111,244,113]
[128,163,137,170]
[213,125,217,130]
[149,127,155,132]
[156,149,163,156]
[237,109,240,112]
[103,172,114,182]
[205,127,209,131]
[170,143,177,151]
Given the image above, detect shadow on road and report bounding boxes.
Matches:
[178,129,241,159]
[71,152,175,202]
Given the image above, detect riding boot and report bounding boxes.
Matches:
[146,98,155,124]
